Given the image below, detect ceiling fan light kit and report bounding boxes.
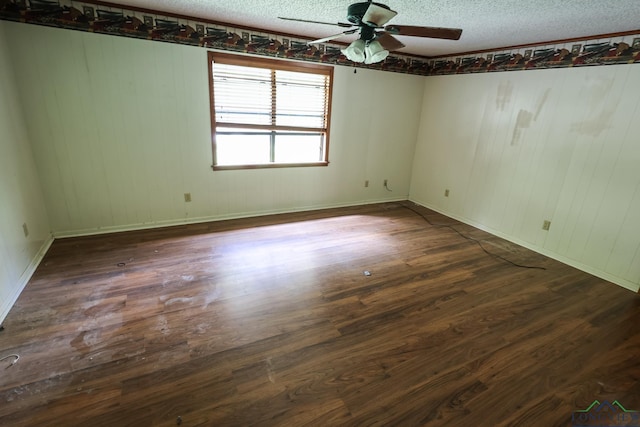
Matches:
[341,38,389,64]
[281,1,462,65]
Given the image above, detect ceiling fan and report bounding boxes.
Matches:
[279,1,462,64]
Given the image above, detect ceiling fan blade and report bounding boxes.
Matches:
[376,32,405,51]
[308,29,358,45]
[384,25,462,40]
[278,17,354,28]
[362,3,397,27]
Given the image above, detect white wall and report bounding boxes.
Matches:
[7,19,636,302]
[0,22,52,323]
[3,21,424,236]
[410,65,640,292]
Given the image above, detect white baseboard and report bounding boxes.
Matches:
[408,198,639,293]
[0,234,54,326]
[53,196,409,238]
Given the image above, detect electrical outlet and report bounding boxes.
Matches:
[542,220,551,231]
[444,189,450,197]
[364,180,369,187]
[184,193,192,202]
[22,222,29,237]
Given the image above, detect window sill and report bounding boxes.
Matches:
[212,162,329,171]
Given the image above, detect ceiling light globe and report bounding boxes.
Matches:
[364,40,389,64]
[341,39,366,62]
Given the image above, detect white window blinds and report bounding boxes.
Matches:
[211,63,330,132]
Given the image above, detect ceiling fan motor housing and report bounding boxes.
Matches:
[347,1,390,26]
[288,0,460,56]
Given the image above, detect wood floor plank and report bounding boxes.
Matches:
[1,202,639,425]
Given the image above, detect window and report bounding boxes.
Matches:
[208,52,333,170]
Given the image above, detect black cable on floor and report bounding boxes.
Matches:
[401,202,547,271]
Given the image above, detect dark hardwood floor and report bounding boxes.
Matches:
[1,202,639,426]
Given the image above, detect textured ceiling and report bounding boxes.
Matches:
[110,0,640,57]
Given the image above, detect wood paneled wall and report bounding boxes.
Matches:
[410,64,640,292]
[4,18,639,297]
[0,23,52,323]
[3,21,424,237]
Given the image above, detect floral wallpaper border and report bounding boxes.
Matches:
[1,0,639,76]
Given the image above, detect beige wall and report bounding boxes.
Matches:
[410,65,640,292]
[3,19,639,295]
[4,21,424,236]
[0,22,52,323]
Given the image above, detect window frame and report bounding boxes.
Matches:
[207,51,333,170]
